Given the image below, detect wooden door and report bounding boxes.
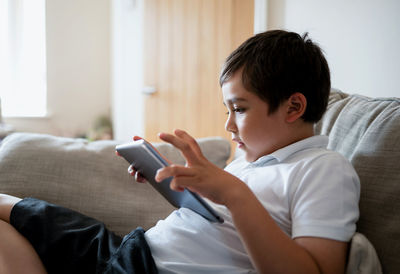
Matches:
[143,0,254,143]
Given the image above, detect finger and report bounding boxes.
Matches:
[169,179,185,192]
[132,136,143,141]
[128,165,146,183]
[155,165,195,182]
[169,176,200,192]
[174,129,204,157]
[135,172,147,183]
[158,132,201,165]
[128,164,136,175]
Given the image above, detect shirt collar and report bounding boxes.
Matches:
[251,135,329,165]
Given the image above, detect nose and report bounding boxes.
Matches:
[225,113,237,133]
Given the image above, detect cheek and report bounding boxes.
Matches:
[239,114,258,130]
[237,116,258,139]
[242,118,269,143]
[235,116,246,131]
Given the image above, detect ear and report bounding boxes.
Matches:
[285,92,307,123]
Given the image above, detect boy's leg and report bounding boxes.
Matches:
[0,194,21,223]
[0,194,46,274]
[4,195,118,273]
[0,220,47,274]
[1,194,157,273]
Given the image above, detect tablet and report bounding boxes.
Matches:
[115,139,224,223]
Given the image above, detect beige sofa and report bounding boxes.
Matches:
[314,90,399,273]
[0,90,399,273]
[0,135,230,234]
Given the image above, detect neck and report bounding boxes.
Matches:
[286,121,315,147]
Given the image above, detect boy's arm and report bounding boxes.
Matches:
[226,186,348,273]
[156,129,347,274]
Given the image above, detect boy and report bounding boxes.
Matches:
[0,30,359,273]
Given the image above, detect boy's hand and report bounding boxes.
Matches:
[123,135,172,184]
[130,136,147,183]
[116,135,148,183]
[127,164,147,183]
[155,129,246,206]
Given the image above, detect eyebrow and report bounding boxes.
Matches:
[223,97,248,106]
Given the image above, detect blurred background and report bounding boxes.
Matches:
[0,0,399,142]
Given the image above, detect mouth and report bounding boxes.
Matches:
[232,138,245,148]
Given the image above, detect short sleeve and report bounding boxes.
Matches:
[290,153,360,241]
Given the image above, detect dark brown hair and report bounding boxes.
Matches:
[220,30,330,123]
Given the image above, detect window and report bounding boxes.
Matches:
[0,0,47,117]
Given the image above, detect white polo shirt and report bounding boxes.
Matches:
[144,135,360,273]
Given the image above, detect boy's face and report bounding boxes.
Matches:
[222,71,289,162]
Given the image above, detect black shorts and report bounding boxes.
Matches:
[10,198,158,274]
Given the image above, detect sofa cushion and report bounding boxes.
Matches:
[0,133,231,236]
[315,89,400,274]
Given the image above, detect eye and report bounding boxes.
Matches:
[233,107,246,114]
[225,107,246,115]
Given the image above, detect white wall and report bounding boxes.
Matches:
[5,0,399,139]
[5,0,111,137]
[268,0,400,98]
[111,0,144,142]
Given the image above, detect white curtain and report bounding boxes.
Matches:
[0,0,47,117]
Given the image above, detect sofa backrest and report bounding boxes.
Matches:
[315,89,400,274]
[0,133,231,236]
